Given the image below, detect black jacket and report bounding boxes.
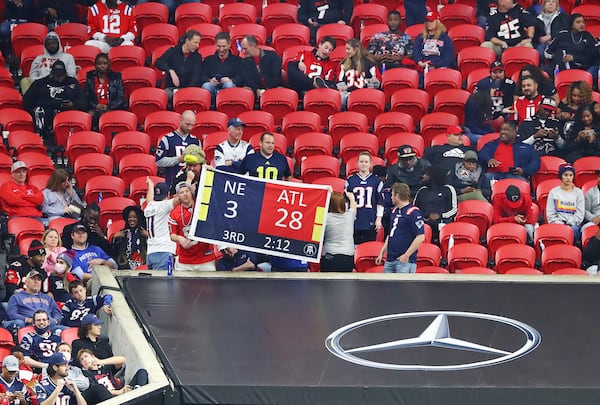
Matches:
[200,51,243,85]
[298,0,353,25]
[240,49,282,91]
[23,74,85,113]
[83,69,127,111]
[546,29,599,71]
[155,45,203,88]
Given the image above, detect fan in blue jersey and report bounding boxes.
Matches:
[346,152,383,244]
[0,355,33,405]
[376,183,425,273]
[239,132,291,180]
[62,279,112,328]
[37,352,86,405]
[20,309,62,370]
[214,118,255,173]
[155,110,201,188]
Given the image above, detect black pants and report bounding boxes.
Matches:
[320,253,354,272]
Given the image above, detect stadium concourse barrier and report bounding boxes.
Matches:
[90,265,172,404]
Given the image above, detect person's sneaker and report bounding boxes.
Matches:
[313,76,328,88]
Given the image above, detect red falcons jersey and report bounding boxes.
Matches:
[168,204,215,265]
[511,94,542,124]
[294,49,337,81]
[337,60,381,91]
[87,0,137,39]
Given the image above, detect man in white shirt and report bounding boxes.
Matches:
[214,118,254,173]
[143,178,181,270]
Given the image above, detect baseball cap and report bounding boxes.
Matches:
[447,125,465,135]
[541,97,557,111]
[72,224,87,233]
[51,60,67,76]
[490,61,504,72]
[154,182,169,201]
[505,185,521,203]
[28,240,46,257]
[47,352,69,367]
[227,118,245,127]
[2,355,19,372]
[175,181,192,193]
[11,161,27,172]
[26,269,44,279]
[397,145,417,158]
[81,314,104,326]
[425,9,439,21]
[463,150,478,162]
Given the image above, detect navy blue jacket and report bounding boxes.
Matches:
[478,139,541,177]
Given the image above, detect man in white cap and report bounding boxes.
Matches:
[0,355,31,404]
[214,118,254,173]
[0,161,43,220]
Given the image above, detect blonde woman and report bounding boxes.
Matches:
[412,9,454,73]
[336,38,380,109]
[42,228,66,275]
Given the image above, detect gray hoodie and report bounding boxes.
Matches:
[29,31,77,81]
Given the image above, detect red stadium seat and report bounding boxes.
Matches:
[457,46,496,79]
[249,132,287,155]
[128,175,165,205]
[448,24,485,55]
[73,153,114,187]
[551,268,589,276]
[416,266,450,274]
[354,241,384,272]
[108,45,146,72]
[338,132,379,166]
[554,69,593,99]
[60,327,79,345]
[230,24,267,55]
[110,131,151,166]
[0,66,15,88]
[416,242,442,268]
[141,23,179,58]
[0,154,13,174]
[456,267,497,275]
[486,223,528,261]
[66,45,101,70]
[282,44,313,71]
[11,23,47,59]
[119,153,158,185]
[419,112,460,147]
[0,108,34,132]
[216,87,255,120]
[262,3,298,38]
[312,176,345,192]
[455,200,494,240]
[424,68,462,99]
[8,217,45,246]
[193,111,228,137]
[107,219,126,242]
[133,2,169,32]
[84,175,126,204]
[390,88,429,124]
[173,87,211,114]
[55,23,89,47]
[187,23,221,48]
[347,88,386,127]
[382,68,419,101]
[129,87,168,125]
[20,45,45,78]
[98,110,138,145]
[271,23,311,56]
[501,46,540,78]
[300,155,340,183]
[219,3,258,30]
[494,243,535,274]
[373,112,414,149]
[439,4,476,29]
[316,23,355,49]
[48,217,78,237]
[541,245,582,274]
[384,133,424,164]
[534,223,574,259]
[574,156,600,187]
[175,3,213,33]
[350,3,387,34]
[303,88,342,127]
[144,111,181,147]
[260,88,298,126]
[7,131,45,155]
[504,267,543,275]
[439,222,480,259]
[532,155,566,191]
[17,152,54,177]
[433,89,470,124]
[466,68,491,92]
[534,178,562,221]
[203,131,229,163]
[121,66,157,99]
[476,132,499,151]
[582,225,599,249]
[0,88,22,110]
[66,131,106,163]
[98,197,136,230]
[405,24,424,40]
[237,111,275,140]
[447,243,488,273]
[282,111,323,147]
[52,110,92,149]
[328,112,369,149]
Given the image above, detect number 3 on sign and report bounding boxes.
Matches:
[224,200,238,218]
[274,208,303,230]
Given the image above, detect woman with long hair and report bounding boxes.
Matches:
[42,228,66,275]
[557,80,592,141]
[412,9,454,72]
[464,88,494,145]
[564,103,600,163]
[336,38,380,109]
[41,168,83,223]
[534,0,568,61]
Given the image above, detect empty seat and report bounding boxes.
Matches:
[354,241,384,272]
[66,131,106,163]
[373,112,415,149]
[175,3,213,33]
[457,46,496,79]
[98,197,135,230]
[84,175,126,204]
[262,3,298,38]
[439,221,480,259]
[494,243,536,273]
[501,46,540,78]
[301,155,340,183]
[134,1,169,32]
[141,23,179,58]
[424,68,462,99]
[129,87,168,125]
[419,112,460,147]
[455,200,494,240]
[193,111,229,137]
[52,110,92,148]
[55,23,90,47]
[219,2,258,30]
[447,243,488,273]
[316,23,354,49]
[303,88,342,127]
[216,87,255,120]
[541,244,582,274]
[173,87,211,114]
[108,45,146,72]
[433,89,470,124]
[390,88,430,124]
[121,66,158,99]
[73,153,114,187]
[281,111,323,147]
[347,88,386,127]
[271,23,310,56]
[486,223,528,261]
[0,108,34,132]
[144,111,181,147]
[67,45,101,70]
[98,110,138,144]
[328,112,369,149]
[448,24,485,54]
[382,68,419,101]
[11,23,47,59]
[119,153,158,185]
[416,242,442,268]
[237,111,275,140]
[259,88,298,126]
[110,131,152,166]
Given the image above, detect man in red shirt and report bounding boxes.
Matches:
[509,76,542,124]
[492,185,536,242]
[0,161,44,221]
[85,0,137,53]
[287,36,338,93]
[168,182,216,271]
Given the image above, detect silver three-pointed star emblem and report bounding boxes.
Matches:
[325,311,541,371]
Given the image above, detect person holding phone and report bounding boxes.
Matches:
[201,32,242,103]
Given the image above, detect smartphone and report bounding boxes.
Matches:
[509,166,517,173]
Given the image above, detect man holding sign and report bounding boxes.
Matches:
[239,132,291,180]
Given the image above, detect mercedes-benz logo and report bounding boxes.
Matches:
[325,311,541,371]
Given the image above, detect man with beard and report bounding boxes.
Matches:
[479,121,540,181]
[368,10,414,71]
[62,204,111,253]
[481,0,535,57]
[85,0,137,53]
[509,76,543,124]
[36,352,86,405]
[20,309,62,369]
[518,97,562,156]
[385,145,430,197]
[476,61,515,120]
[287,36,338,93]
[423,126,475,176]
[200,32,242,102]
[23,60,84,140]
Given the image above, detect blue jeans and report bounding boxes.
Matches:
[384,260,416,273]
[201,80,237,99]
[146,252,173,270]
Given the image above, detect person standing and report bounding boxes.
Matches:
[320,191,356,272]
[375,182,425,273]
[346,152,382,244]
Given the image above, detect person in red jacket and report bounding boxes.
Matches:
[0,161,44,221]
[492,185,537,243]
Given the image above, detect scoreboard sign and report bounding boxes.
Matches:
[189,168,331,262]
